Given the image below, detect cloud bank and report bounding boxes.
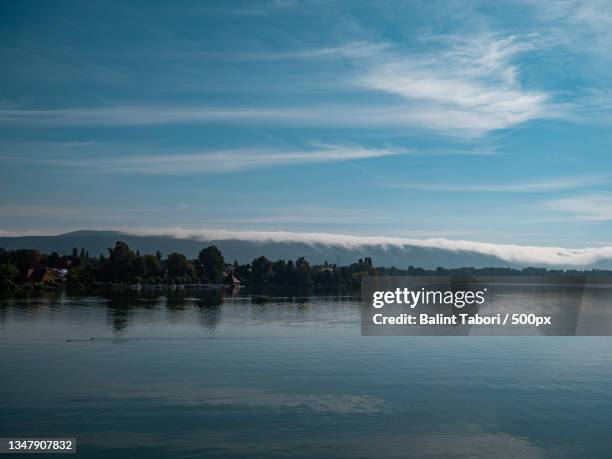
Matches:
[122,227,612,267]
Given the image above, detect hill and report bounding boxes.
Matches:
[0,230,603,269]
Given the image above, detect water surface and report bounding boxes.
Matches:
[1,290,612,458]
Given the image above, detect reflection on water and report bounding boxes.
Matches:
[0,288,323,335]
[1,288,612,458]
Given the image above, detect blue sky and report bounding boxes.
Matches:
[2,0,612,248]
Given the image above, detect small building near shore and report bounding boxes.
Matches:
[27,267,64,284]
[226,272,241,287]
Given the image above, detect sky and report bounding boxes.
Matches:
[2,0,612,249]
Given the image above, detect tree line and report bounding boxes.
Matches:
[0,242,378,292]
[1,241,611,293]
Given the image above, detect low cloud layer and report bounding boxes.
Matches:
[123,227,612,267]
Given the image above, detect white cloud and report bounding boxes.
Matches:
[38,144,407,174]
[121,227,612,267]
[527,0,612,50]
[0,102,552,138]
[387,176,607,193]
[0,37,557,137]
[544,193,612,221]
[518,1,612,123]
[244,41,392,61]
[356,35,552,135]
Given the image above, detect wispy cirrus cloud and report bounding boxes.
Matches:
[0,36,557,137]
[544,193,612,221]
[58,41,391,62]
[356,35,554,135]
[386,175,607,193]
[238,41,392,61]
[18,144,408,174]
[526,0,612,52]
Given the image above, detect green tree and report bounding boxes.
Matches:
[166,252,196,282]
[127,253,163,283]
[47,251,61,268]
[105,241,137,282]
[272,259,288,284]
[142,254,162,280]
[0,263,18,292]
[197,246,225,283]
[66,265,96,284]
[11,249,43,273]
[131,256,147,281]
[294,256,312,286]
[251,256,273,284]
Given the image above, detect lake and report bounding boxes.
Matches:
[1,289,612,458]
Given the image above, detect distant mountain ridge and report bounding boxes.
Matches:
[1,229,608,270]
